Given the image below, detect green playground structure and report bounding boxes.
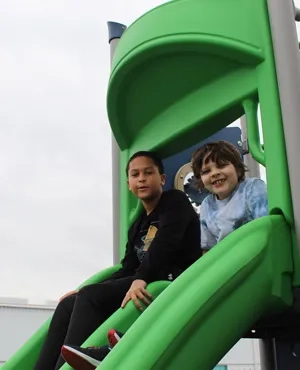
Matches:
[3,0,300,369]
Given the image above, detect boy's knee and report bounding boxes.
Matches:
[78,283,111,303]
[78,284,93,298]
[58,293,77,311]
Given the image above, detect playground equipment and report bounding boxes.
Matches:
[3,0,300,369]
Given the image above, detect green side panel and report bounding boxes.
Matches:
[98,216,293,369]
[0,265,122,370]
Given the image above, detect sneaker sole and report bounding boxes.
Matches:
[61,345,101,370]
[107,329,121,348]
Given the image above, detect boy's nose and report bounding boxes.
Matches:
[211,170,221,177]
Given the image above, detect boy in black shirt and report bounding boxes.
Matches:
[34,151,201,370]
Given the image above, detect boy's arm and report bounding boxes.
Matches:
[133,191,199,283]
[247,178,268,219]
[109,241,140,280]
[108,219,141,280]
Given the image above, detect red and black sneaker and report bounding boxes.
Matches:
[61,344,110,370]
[107,329,124,348]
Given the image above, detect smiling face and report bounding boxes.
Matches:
[200,157,239,200]
[191,141,246,198]
[127,156,166,203]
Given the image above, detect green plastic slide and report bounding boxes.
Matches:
[2,216,293,369]
[95,215,292,369]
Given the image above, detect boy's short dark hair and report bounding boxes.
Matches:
[191,141,247,189]
[126,151,164,176]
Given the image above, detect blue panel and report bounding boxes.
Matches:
[214,366,227,370]
[163,127,242,191]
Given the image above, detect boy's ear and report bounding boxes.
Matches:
[127,180,131,191]
[161,174,166,186]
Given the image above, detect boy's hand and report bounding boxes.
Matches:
[121,279,153,311]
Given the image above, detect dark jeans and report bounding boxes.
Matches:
[34,277,133,370]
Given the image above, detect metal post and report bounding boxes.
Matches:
[266,0,300,255]
[240,116,274,369]
[107,22,127,263]
[259,339,278,370]
[240,115,261,179]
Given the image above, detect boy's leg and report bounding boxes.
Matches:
[54,277,133,369]
[34,293,77,370]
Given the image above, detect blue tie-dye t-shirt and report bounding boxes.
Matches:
[200,177,268,250]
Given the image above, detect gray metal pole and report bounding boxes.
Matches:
[240,115,261,179]
[259,339,278,370]
[266,0,300,255]
[240,116,272,369]
[107,22,127,264]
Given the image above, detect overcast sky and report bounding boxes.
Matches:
[0,1,299,304]
[0,0,165,304]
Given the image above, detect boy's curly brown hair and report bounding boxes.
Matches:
[191,140,247,189]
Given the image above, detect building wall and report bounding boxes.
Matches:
[0,303,260,368]
[0,303,54,363]
[219,339,261,370]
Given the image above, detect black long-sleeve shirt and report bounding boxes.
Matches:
[110,189,201,283]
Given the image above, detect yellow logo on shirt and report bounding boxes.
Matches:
[143,225,158,251]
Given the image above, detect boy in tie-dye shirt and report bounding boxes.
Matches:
[191,140,268,252]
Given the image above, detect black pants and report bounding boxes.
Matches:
[34,277,133,370]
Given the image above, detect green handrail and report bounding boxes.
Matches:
[242,99,265,166]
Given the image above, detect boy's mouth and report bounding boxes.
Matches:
[211,179,225,186]
[138,186,149,190]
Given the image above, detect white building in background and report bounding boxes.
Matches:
[218,340,261,370]
[0,298,260,369]
[0,298,55,365]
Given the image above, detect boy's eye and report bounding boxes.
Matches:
[131,173,139,177]
[145,171,153,175]
[200,169,209,175]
